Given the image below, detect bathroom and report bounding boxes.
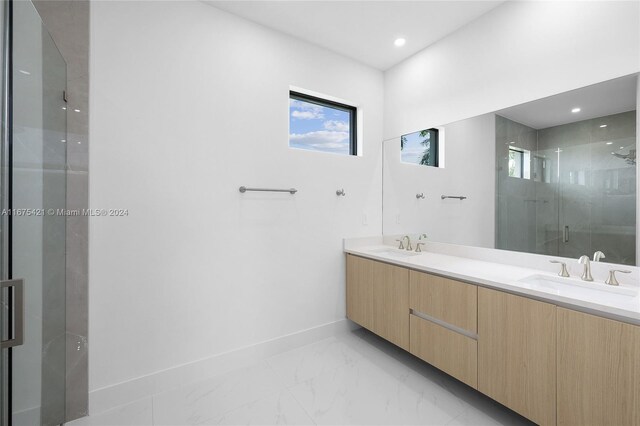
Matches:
[1,0,639,425]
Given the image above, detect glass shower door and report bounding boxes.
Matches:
[8,1,67,425]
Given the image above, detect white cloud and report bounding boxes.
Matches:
[292,110,323,120]
[289,130,349,153]
[323,120,349,132]
[290,99,324,120]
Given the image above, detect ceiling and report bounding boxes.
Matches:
[205,1,504,70]
[497,75,638,130]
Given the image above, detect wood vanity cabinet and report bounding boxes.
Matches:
[346,254,409,350]
[557,308,640,426]
[409,271,478,389]
[478,287,557,426]
[346,254,640,426]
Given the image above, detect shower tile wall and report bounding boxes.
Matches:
[495,115,538,253]
[33,0,89,420]
[496,111,637,265]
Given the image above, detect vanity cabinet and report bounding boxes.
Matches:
[557,308,640,426]
[346,254,409,350]
[345,254,640,426]
[409,271,478,388]
[478,287,557,426]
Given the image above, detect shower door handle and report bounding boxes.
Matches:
[1,279,24,349]
[563,226,570,243]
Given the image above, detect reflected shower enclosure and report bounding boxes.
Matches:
[496,108,637,265]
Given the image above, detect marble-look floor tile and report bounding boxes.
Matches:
[287,356,463,425]
[210,390,315,425]
[266,333,369,387]
[65,397,152,426]
[68,329,534,426]
[152,362,282,425]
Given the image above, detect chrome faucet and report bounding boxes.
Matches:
[593,251,606,262]
[578,255,593,281]
[549,260,570,277]
[415,233,428,252]
[401,235,413,251]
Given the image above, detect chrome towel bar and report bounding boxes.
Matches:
[441,195,467,200]
[239,186,297,194]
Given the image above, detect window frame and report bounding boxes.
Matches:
[289,90,358,156]
[509,147,525,178]
[400,127,440,167]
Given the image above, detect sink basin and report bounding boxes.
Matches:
[369,248,421,258]
[518,274,638,303]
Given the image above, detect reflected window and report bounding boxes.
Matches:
[401,128,439,167]
[289,91,357,156]
[508,147,531,179]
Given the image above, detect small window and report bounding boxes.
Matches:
[401,128,439,167]
[289,91,357,155]
[508,146,531,179]
[509,148,524,178]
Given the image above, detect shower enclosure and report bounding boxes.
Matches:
[496,109,637,265]
[1,0,68,424]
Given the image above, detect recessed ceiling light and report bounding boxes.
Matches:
[61,107,66,110]
[509,141,515,144]
[18,70,30,75]
[61,139,66,143]
[600,124,607,128]
[394,38,406,47]
[74,109,81,112]
[571,108,581,113]
[606,142,613,145]
[620,147,624,150]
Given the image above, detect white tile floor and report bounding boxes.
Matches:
[67,329,533,426]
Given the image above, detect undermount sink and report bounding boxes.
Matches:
[370,248,421,258]
[518,274,638,303]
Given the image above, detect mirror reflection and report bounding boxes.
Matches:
[383,74,638,265]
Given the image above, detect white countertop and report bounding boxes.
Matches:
[344,237,640,326]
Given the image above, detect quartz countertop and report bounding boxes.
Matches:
[344,237,640,326]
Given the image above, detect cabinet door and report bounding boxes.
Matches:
[346,254,373,329]
[372,260,409,350]
[478,288,556,426]
[410,271,477,333]
[557,308,640,426]
[410,315,477,388]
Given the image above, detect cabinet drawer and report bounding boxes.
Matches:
[409,314,477,389]
[409,271,477,333]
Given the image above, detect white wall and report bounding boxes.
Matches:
[384,1,640,140]
[383,114,495,247]
[89,1,383,395]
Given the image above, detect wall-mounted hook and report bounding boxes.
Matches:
[336,188,346,196]
[416,193,425,199]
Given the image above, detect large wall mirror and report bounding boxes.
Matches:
[383,73,638,266]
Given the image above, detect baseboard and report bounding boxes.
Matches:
[88,318,358,415]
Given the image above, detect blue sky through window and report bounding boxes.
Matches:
[289,98,351,155]
[401,130,432,165]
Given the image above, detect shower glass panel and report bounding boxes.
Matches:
[496,110,637,265]
[10,1,67,424]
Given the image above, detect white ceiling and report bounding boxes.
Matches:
[205,1,504,70]
[497,75,638,130]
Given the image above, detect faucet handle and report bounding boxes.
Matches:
[550,260,570,277]
[395,239,405,250]
[593,251,606,262]
[415,242,425,252]
[605,269,631,286]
